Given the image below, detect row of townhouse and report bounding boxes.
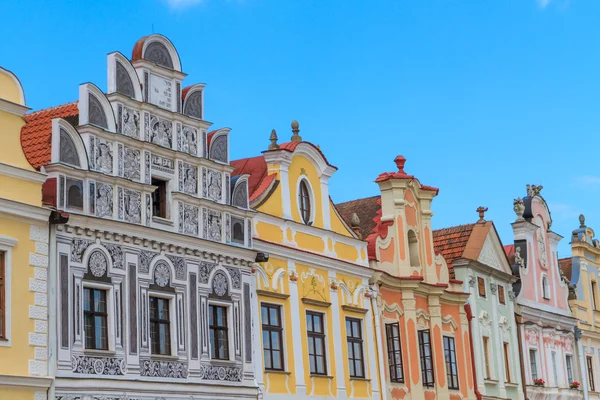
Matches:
[0,33,594,400]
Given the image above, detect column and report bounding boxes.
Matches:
[288,260,306,395]
[429,293,449,399]
[402,289,424,399]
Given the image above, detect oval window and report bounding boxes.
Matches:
[299,180,311,224]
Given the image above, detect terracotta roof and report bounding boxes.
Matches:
[335,196,380,241]
[264,141,337,170]
[432,224,476,266]
[21,102,79,170]
[131,36,149,62]
[559,257,573,281]
[230,156,277,203]
[504,244,515,265]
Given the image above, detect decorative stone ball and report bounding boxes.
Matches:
[291,120,299,130]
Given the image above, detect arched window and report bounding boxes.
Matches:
[299,180,311,225]
[233,221,244,244]
[542,275,550,299]
[68,184,83,210]
[407,230,420,267]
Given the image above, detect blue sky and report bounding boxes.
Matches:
[2,0,598,256]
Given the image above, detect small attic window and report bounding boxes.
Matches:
[299,180,312,225]
[542,275,550,299]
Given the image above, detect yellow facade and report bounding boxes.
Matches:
[0,68,52,399]
[236,125,383,400]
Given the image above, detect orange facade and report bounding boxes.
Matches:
[337,156,477,400]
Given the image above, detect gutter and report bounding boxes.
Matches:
[465,304,482,400]
[515,313,528,400]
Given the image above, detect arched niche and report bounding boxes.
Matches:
[107,52,143,101]
[0,66,26,105]
[133,34,182,72]
[230,175,249,208]
[78,83,117,132]
[51,118,89,169]
[407,230,420,267]
[182,85,204,119]
[208,129,229,163]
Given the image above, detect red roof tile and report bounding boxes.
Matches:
[432,224,476,266]
[230,156,277,203]
[559,257,573,281]
[504,244,515,265]
[264,141,337,170]
[21,102,79,170]
[131,36,149,62]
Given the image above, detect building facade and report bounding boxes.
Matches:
[19,35,259,399]
[565,214,600,399]
[433,218,524,400]
[0,67,52,399]
[337,156,477,400]
[507,185,581,399]
[232,124,383,399]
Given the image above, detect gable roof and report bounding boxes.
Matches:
[21,102,79,170]
[559,257,573,281]
[335,196,380,241]
[230,155,277,203]
[432,224,477,266]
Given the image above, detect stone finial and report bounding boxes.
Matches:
[513,198,525,222]
[291,120,302,142]
[394,155,406,173]
[476,206,488,223]
[350,213,362,239]
[580,214,586,228]
[268,129,279,150]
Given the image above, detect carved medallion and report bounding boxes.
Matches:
[88,250,108,277]
[213,271,228,296]
[154,262,170,287]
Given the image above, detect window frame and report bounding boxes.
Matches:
[209,303,231,360]
[477,277,486,297]
[83,286,109,350]
[444,335,459,390]
[566,354,574,384]
[151,177,169,219]
[346,317,365,379]
[542,275,550,300]
[261,303,285,371]
[82,280,114,352]
[418,329,435,387]
[0,251,5,341]
[588,356,596,392]
[592,281,598,311]
[385,322,405,383]
[0,240,15,347]
[530,349,538,381]
[298,179,312,225]
[149,295,173,356]
[498,284,506,305]
[306,311,328,375]
[503,342,511,383]
[483,336,492,379]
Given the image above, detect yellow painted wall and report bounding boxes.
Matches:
[0,111,34,173]
[329,202,353,238]
[0,70,23,105]
[0,388,39,400]
[0,175,42,206]
[288,156,324,228]
[0,217,38,376]
[255,221,284,245]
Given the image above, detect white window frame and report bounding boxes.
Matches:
[529,347,539,383]
[296,176,316,225]
[541,274,550,299]
[207,299,234,361]
[566,353,575,384]
[147,291,177,357]
[0,236,17,347]
[345,316,367,380]
[82,281,115,352]
[305,307,330,376]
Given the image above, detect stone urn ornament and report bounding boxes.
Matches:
[513,198,525,221]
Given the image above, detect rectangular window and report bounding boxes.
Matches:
[592,281,598,311]
[307,311,327,375]
[83,287,108,350]
[149,296,171,355]
[261,304,284,371]
[444,336,459,389]
[588,356,595,392]
[0,252,4,340]
[152,178,167,218]
[566,355,574,384]
[498,285,506,304]
[503,342,511,382]
[483,336,491,379]
[478,277,486,297]
[385,323,404,383]
[418,330,435,387]
[552,351,558,387]
[209,305,229,360]
[530,349,538,381]
[346,318,365,378]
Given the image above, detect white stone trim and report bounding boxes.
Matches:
[51,118,90,169]
[28,223,49,376]
[81,281,116,352]
[206,298,235,361]
[0,97,29,116]
[0,240,14,347]
[141,34,183,72]
[78,82,117,132]
[107,52,144,101]
[0,374,52,389]
[147,289,178,357]
[0,162,47,184]
[0,198,51,224]
[295,175,316,226]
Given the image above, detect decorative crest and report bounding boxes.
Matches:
[580,214,586,228]
[394,155,406,174]
[291,120,302,142]
[527,184,543,197]
[513,198,525,222]
[268,129,279,150]
[476,206,488,223]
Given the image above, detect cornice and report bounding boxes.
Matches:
[256,289,290,300]
[0,97,30,116]
[0,374,52,389]
[45,164,152,192]
[172,192,256,218]
[453,260,517,283]
[59,214,257,266]
[0,161,47,184]
[0,198,51,224]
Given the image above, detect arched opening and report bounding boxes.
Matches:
[233,221,244,244]
[408,230,420,267]
[68,184,83,210]
[299,180,311,225]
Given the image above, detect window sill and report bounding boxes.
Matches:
[83,349,116,357]
[350,377,371,382]
[149,354,179,361]
[505,382,519,387]
[209,359,237,366]
[310,374,334,379]
[484,378,499,385]
[265,370,291,375]
[152,216,174,226]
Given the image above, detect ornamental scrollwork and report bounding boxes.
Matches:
[213,271,229,297]
[140,359,187,379]
[71,355,125,376]
[154,262,171,287]
[199,364,243,382]
[199,262,217,284]
[226,266,241,289]
[71,238,93,263]
[88,250,108,277]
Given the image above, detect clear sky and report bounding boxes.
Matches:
[2,0,598,257]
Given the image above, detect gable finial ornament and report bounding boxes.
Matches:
[268,129,279,150]
[580,214,586,228]
[291,120,302,142]
[350,213,362,239]
[476,206,488,223]
[527,184,543,197]
[513,198,525,221]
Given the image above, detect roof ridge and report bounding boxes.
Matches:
[336,195,380,206]
[432,222,477,233]
[26,101,78,116]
